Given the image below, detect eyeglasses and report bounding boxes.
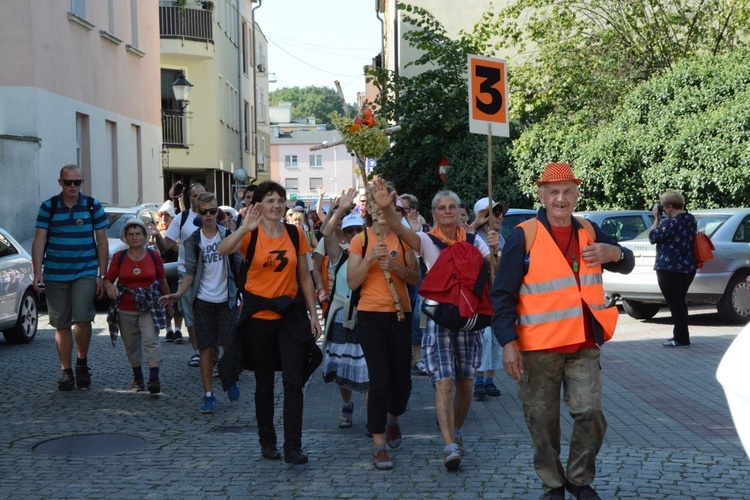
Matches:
[62,179,83,186]
[343,226,364,236]
[198,208,218,215]
[359,198,368,204]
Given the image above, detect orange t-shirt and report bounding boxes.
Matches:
[349,229,412,313]
[241,224,311,320]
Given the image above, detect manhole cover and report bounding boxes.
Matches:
[32,433,148,456]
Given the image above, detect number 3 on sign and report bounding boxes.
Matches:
[468,55,509,137]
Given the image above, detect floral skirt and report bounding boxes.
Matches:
[322,309,369,393]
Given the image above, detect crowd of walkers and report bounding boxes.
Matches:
[34,162,643,500]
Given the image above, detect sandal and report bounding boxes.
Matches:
[338,403,354,428]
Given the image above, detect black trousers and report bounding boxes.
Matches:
[357,311,412,434]
[244,317,306,452]
[657,270,696,345]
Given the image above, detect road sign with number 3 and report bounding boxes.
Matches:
[468,55,509,137]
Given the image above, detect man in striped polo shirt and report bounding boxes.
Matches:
[32,165,109,391]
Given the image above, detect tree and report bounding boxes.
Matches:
[513,51,750,210]
[370,3,531,215]
[269,86,354,125]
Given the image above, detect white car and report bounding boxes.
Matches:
[0,228,39,344]
[603,208,750,324]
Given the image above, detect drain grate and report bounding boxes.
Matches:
[32,433,148,456]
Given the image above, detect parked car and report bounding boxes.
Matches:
[500,208,537,240]
[0,228,39,344]
[603,208,750,324]
[104,204,178,279]
[574,210,655,242]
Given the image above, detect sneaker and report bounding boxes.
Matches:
[75,364,91,390]
[132,379,145,392]
[227,381,240,402]
[284,449,309,465]
[212,363,220,378]
[485,382,502,397]
[338,403,353,428]
[473,381,486,401]
[188,353,200,367]
[443,444,461,470]
[540,486,566,500]
[565,483,601,500]
[663,339,690,347]
[173,330,184,344]
[454,436,466,456]
[58,372,75,392]
[372,447,393,470]
[165,330,175,343]
[385,423,402,449]
[147,379,161,394]
[200,394,216,413]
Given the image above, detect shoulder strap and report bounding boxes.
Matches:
[117,250,126,267]
[244,228,260,266]
[179,210,190,230]
[48,195,59,221]
[329,251,349,299]
[283,223,300,253]
[577,217,597,241]
[426,233,448,250]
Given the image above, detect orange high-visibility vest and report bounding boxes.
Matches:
[515,219,618,351]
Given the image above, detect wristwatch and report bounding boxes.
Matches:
[618,249,625,262]
[99,274,106,279]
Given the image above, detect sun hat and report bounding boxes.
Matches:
[341,214,365,230]
[536,162,581,186]
[168,180,185,199]
[219,205,238,219]
[158,200,176,217]
[119,218,149,244]
[294,200,306,212]
[473,197,509,217]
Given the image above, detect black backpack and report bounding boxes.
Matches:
[45,194,97,254]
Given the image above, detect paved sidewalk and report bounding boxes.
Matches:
[0,306,748,499]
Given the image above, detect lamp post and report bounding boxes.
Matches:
[172,70,193,115]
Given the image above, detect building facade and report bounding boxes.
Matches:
[0,0,162,240]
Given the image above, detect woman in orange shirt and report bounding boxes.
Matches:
[347,185,420,470]
[218,181,322,466]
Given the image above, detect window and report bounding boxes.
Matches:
[241,21,248,75]
[285,155,298,168]
[285,178,298,191]
[309,178,323,191]
[309,155,322,168]
[71,0,86,18]
[130,0,139,47]
[243,101,250,151]
[0,234,18,258]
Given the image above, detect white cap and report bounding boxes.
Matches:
[158,200,176,217]
[473,197,508,216]
[341,214,365,230]
[219,205,238,218]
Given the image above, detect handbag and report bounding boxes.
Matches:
[694,231,715,268]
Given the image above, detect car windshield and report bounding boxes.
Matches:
[105,212,135,238]
[632,213,730,240]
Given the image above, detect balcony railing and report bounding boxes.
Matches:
[162,110,187,147]
[159,6,213,43]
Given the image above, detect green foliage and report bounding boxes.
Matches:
[371,3,523,213]
[514,51,750,210]
[269,86,353,125]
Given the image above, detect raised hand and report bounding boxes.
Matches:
[316,185,326,197]
[370,177,395,209]
[338,188,357,211]
[240,202,262,233]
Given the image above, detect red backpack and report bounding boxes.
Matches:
[418,234,493,331]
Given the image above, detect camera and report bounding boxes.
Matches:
[656,203,666,218]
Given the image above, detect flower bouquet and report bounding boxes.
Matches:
[330,106,390,159]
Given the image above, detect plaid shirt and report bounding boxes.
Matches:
[107,281,167,346]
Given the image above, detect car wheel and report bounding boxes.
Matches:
[3,290,38,344]
[716,271,750,324]
[622,299,660,320]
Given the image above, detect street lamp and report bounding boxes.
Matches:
[172,71,193,115]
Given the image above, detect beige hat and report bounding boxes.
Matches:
[158,200,176,217]
[119,218,149,244]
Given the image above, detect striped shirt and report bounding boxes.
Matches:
[36,193,108,282]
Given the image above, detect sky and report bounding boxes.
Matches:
[254,0,383,104]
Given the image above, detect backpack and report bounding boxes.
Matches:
[418,233,493,331]
[116,247,158,268]
[236,223,300,293]
[45,194,98,254]
[179,209,202,230]
[694,231,714,268]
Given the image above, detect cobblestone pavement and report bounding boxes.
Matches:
[0,306,748,499]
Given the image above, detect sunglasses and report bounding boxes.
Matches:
[198,207,218,215]
[343,226,364,235]
[493,206,505,216]
[62,179,83,186]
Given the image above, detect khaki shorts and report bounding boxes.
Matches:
[45,276,97,329]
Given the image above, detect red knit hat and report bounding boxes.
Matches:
[536,162,582,186]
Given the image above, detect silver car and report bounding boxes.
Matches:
[0,228,39,344]
[575,210,655,242]
[603,208,750,324]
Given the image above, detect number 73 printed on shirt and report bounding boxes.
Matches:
[468,55,509,138]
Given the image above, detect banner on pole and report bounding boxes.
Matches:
[468,55,509,137]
